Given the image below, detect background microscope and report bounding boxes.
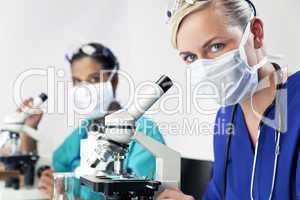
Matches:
[0,93,48,190]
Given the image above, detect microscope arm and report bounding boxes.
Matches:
[133,131,181,186]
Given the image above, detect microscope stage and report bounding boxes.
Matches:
[80,175,161,197]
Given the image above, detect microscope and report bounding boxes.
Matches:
[78,75,181,200]
[0,93,48,190]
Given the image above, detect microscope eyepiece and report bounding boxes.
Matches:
[156,75,173,93]
[39,93,48,102]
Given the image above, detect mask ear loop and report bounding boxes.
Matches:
[106,68,117,82]
[238,14,268,72]
[238,14,254,65]
[103,68,118,103]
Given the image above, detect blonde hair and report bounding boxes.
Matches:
[169,0,254,48]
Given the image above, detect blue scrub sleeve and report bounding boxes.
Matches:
[52,125,88,172]
[202,138,224,200]
[203,109,227,200]
[125,117,165,179]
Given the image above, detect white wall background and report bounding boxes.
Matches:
[0,0,299,162]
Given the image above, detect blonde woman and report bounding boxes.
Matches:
[158,0,299,199]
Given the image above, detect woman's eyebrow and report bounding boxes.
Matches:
[179,37,225,56]
[202,36,226,50]
[202,37,218,49]
[179,51,193,57]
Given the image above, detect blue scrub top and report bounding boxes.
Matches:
[203,71,300,200]
[52,116,165,200]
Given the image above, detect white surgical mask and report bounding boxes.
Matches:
[70,72,115,119]
[190,19,268,106]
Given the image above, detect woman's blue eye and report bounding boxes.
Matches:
[183,54,197,64]
[210,43,225,53]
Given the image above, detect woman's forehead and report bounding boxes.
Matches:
[176,6,240,51]
[71,57,104,77]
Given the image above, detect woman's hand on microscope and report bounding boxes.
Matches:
[38,168,53,198]
[157,187,195,200]
[18,98,43,129]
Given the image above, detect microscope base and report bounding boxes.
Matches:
[80,175,161,200]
